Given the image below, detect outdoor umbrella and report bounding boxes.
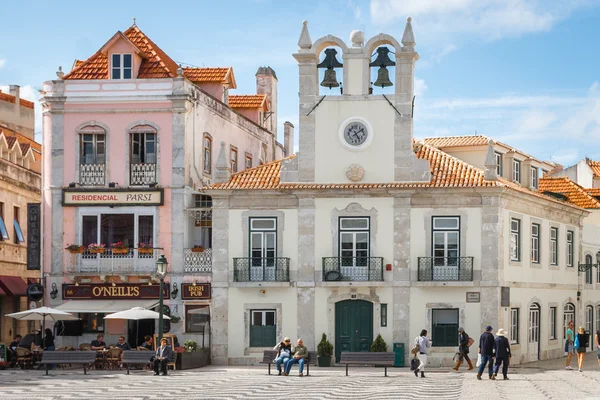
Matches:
[5,306,78,345]
[104,307,170,347]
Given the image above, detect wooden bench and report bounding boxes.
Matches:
[38,351,97,375]
[122,351,154,375]
[339,352,395,376]
[261,350,317,376]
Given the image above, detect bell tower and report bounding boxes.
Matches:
[281,18,430,184]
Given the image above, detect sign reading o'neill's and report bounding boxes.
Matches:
[62,188,164,207]
[63,283,168,299]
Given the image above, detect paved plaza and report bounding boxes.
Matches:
[1,359,600,399]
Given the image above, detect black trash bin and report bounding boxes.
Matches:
[393,342,404,367]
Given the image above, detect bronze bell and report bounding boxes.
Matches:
[321,69,339,88]
[317,48,343,69]
[369,46,396,68]
[373,66,393,88]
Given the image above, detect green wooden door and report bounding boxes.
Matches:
[335,300,373,362]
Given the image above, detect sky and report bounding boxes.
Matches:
[1,0,600,166]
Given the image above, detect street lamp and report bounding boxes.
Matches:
[577,250,600,273]
[156,255,168,343]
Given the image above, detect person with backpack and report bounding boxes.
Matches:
[476,325,495,380]
[575,326,589,372]
[413,329,432,378]
[452,327,473,371]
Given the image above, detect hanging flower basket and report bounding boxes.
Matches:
[88,243,106,254]
[191,246,205,253]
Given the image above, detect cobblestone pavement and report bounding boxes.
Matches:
[1,361,600,399]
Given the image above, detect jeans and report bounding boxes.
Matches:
[284,357,305,374]
[493,356,509,377]
[153,358,168,375]
[417,353,428,372]
[477,354,494,376]
[274,356,290,372]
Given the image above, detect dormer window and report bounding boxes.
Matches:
[111,54,132,79]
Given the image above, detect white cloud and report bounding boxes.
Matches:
[370,0,583,40]
[0,59,6,68]
[551,148,579,166]
[414,78,428,98]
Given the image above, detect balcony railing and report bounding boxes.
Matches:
[322,257,384,281]
[233,257,290,282]
[130,162,156,185]
[417,257,474,281]
[66,248,163,274]
[184,248,212,273]
[80,163,105,186]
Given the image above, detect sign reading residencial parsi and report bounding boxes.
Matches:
[62,189,163,206]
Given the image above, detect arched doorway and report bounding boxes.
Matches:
[564,302,575,339]
[586,305,594,351]
[335,300,373,362]
[528,303,540,361]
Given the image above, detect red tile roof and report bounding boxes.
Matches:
[19,143,31,155]
[539,177,600,209]
[5,136,17,149]
[64,25,178,80]
[184,67,229,82]
[0,91,34,109]
[0,126,41,153]
[588,160,600,177]
[228,94,269,110]
[587,188,600,197]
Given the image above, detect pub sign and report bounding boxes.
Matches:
[63,283,169,300]
[181,283,211,300]
[27,203,41,270]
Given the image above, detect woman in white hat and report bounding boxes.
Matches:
[492,328,511,380]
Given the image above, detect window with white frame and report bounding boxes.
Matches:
[510,218,521,261]
[249,218,277,262]
[339,217,370,267]
[495,152,503,176]
[510,308,519,344]
[432,309,459,347]
[531,223,540,263]
[432,217,460,267]
[245,153,252,170]
[203,135,212,174]
[567,230,574,267]
[531,166,539,189]
[81,213,154,250]
[230,146,238,173]
[586,306,593,346]
[549,307,556,340]
[512,160,521,183]
[564,303,575,339]
[193,195,212,249]
[80,132,105,165]
[586,254,593,285]
[111,54,132,79]
[550,227,558,265]
[249,310,276,347]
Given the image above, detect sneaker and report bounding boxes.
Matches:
[299,373,303,377]
[566,366,573,370]
[579,369,582,372]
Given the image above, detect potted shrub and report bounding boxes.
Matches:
[191,245,205,253]
[87,243,105,254]
[370,334,388,352]
[137,242,153,254]
[317,333,334,367]
[111,241,128,254]
[176,341,211,369]
[65,244,84,254]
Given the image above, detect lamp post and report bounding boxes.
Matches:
[577,250,600,273]
[156,255,168,343]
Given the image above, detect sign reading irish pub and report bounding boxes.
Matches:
[63,283,168,299]
[181,283,211,300]
[62,189,164,207]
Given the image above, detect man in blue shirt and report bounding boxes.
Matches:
[477,325,495,380]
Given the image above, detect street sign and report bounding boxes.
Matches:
[26,283,44,302]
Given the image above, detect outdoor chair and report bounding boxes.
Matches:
[79,343,91,351]
[15,347,33,369]
[106,348,123,370]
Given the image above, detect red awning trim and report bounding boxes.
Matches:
[0,276,28,296]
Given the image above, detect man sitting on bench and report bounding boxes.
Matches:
[283,339,307,377]
[153,338,172,376]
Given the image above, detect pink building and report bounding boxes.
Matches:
[41,23,290,350]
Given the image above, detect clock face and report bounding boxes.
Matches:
[344,122,369,146]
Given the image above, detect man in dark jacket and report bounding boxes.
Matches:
[477,325,495,380]
[453,327,473,371]
[492,328,511,380]
[153,338,173,376]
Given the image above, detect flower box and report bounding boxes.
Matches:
[138,248,153,254]
[112,248,129,254]
[175,348,210,370]
[89,249,105,254]
[191,247,205,253]
[67,247,84,254]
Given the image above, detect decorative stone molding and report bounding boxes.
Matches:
[241,210,285,264]
[345,164,364,182]
[243,303,282,355]
[350,30,364,48]
[331,202,378,261]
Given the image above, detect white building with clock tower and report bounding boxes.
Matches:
[202,19,592,368]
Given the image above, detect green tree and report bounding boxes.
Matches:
[317,333,334,357]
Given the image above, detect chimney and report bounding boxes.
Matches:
[9,85,20,114]
[255,67,278,136]
[283,121,294,156]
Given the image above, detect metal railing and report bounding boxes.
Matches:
[79,163,105,186]
[322,257,384,281]
[66,248,163,274]
[130,162,156,185]
[417,257,474,281]
[184,248,212,273]
[233,257,290,282]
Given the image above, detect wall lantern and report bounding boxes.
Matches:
[50,283,58,299]
[171,282,179,300]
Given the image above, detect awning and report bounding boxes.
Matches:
[55,299,159,314]
[0,276,28,296]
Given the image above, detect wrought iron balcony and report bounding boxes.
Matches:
[79,163,105,186]
[322,257,384,281]
[233,257,290,282]
[417,257,474,281]
[66,248,163,274]
[130,162,156,185]
[184,248,212,273]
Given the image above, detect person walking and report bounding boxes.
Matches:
[575,326,589,372]
[492,328,511,380]
[565,321,575,370]
[452,327,473,371]
[476,325,495,380]
[414,329,432,378]
[595,329,600,370]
